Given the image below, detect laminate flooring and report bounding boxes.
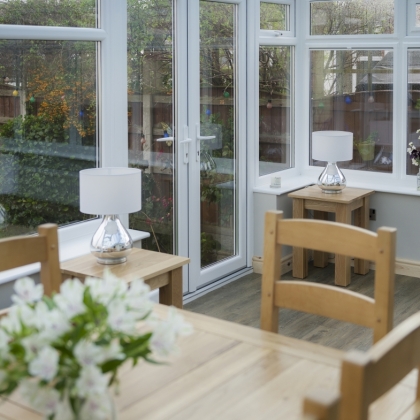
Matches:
[184,263,420,352]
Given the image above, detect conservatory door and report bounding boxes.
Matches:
[180,0,247,292]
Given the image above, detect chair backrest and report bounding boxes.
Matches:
[260,210,396,344]
[0,223,61,301]
[303,311,420,420]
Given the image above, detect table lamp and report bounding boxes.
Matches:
[312,131,353,193]
[79,167,142,264]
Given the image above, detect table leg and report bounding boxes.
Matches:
[292,198,308,279]
[313,211,329,268]
[354,196,370,275]
[335,204,352,287]
[159,267,183,309]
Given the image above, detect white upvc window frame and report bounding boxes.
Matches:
[296,0,420,194]
[252,0,299,188]
[407,0,420,36]
[259,0,295,38]
[0,0,130,282]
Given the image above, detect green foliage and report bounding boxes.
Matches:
[260,2,287,31]
[129,173,174,254]
[359,131,379,145]
[0,114,68,143]
[311,0,394,35]
[0,0,96,27]
[127,0,173,94]
[201,232,221,266]
[0,133,94,228]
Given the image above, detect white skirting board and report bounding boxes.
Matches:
[252,255,420,279]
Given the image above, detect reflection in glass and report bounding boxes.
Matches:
[417,5,420,27]
[127,0,175,255]
[260,2,289,31]
[310,0,394,35]
[0,40,97,238]
[199,0,236,268]
[310,49,393,173]
[259,46,292,176]
[0,0,97,27]
[407,50,420,175]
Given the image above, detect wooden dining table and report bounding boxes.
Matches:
[0,305,418,420]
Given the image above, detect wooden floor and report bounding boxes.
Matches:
[184,263,420,352]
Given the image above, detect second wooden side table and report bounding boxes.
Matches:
[288,185,375,286]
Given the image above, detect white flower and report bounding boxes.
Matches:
[100,340,125,362]
[0,329,10,357]
[107,301,137,334]
[85,270,128,305]
[148,308,193,358]
[80,393,112,420]
[28,346,59,381]
[39,309,71,341]
[148,307,193,337]
[54,397,75,420]
[11,277,43,305]
[74,339,124,367]
[165,307,194,337]
[413,158,419,166]
[21,334,50,362]
[54,278,86,319]
[126,279,153,317]
[75,365,108,397]
[0,305,24,333]
[149,323,177,357]
[20,380,60,416]
[74,340,104,367]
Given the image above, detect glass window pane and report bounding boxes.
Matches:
[259,46,293,175]
[260,2,289,31]
[416,5,420,27]
[0,0,97,27]
[310,49,393,173]
[0,40,97,238]
[407,50,420,175]
[199,0,236,268]
[310,0,394,35]
[127,0,175,255]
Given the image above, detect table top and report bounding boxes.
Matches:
[288,185,375,203]
[60,248,190,282]
[1,305,417,420]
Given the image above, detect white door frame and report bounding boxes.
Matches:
[177,0,248,294]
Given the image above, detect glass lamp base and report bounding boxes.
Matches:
[90,215,133,265]
[317,162,346,194]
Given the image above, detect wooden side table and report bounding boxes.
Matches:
[60,248,190,308]
[287,185,375,286]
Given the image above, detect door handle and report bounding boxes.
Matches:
[180,125,192,164]
[196,123,216,162]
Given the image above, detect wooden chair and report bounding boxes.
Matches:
[261,210,396,344]
[0,223,61,302]
[303,310,420,420]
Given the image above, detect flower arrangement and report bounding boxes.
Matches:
[407,139,420,167]
[0,272,192,420]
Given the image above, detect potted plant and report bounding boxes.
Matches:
[0,273,192,419]
[355,131,378,161]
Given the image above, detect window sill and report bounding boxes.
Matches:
[253,174,420,197]
[0,222,150,285]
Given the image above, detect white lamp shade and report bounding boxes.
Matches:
[312,131,353,162]
[80,167,141,215]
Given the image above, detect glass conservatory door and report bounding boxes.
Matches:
[185,0,247,291]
